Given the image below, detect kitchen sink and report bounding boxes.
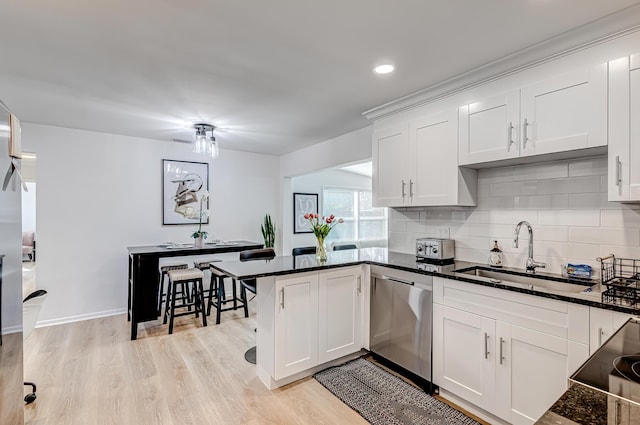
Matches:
[453,266,594,294]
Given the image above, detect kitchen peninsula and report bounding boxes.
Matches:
[210,247,640,424]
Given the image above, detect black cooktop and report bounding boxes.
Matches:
[571,318,640,400]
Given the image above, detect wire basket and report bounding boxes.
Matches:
[598,254,640,307]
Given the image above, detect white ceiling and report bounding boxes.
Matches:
[1,0,639,155]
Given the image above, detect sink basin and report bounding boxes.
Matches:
[453,266,594,294]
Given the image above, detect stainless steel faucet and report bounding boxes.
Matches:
[513,220,546,273]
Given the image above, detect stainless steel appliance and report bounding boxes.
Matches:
[571,318,640,424]
[416,238,455,261]
[370,268,433,391]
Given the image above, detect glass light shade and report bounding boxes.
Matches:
[210,137,219,159]
[193,134,209,154]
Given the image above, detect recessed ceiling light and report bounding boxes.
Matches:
[374,64,395,74]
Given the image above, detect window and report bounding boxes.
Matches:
[322,187,387,244]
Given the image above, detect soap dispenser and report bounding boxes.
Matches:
[489,240,503,268]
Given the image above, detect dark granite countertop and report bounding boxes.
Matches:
[536,384,608,425]
[209,247,640,315]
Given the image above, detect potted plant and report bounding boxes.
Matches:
[261,214,275,248]
[177,191,210,247]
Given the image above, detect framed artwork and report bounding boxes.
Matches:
[162,159,209,225]
[293,192,318,234]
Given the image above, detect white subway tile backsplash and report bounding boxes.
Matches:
[568,227,640,246]
[388,157,638,273]
[514,162,568,181]
[569,157,607,177]
[538,210,600,226]
[514,194,568,209]
[601,209,640,228]
[478,167,515,183]
[537,176,601,195]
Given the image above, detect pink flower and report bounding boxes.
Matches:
[326,218,332,224]
[304,213,309,219]
[314,213,319,219]
[330,214,335,219]
[338,218,344,223]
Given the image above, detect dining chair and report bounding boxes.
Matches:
[332,244,358,251]
[292,246,316,256]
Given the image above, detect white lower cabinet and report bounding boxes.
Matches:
[433,277,589,424]
[589,307,634,354]
[433,304,495,410]
[274,267,364,381]
[318,268,363,363]
[274,273,319,380]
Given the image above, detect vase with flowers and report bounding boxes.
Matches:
[177,191,210,247]
[303,213,343,261]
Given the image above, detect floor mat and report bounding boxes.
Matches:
[314,358,481,425]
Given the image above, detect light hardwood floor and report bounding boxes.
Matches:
[24,301,368,425]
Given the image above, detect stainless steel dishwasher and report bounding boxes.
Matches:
[370,271,433,388]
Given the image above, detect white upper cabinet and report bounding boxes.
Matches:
[372,124,410,207]
[458,63,608,167]
[373,110,477,208]
[608,53,640,202]
[410,110,476,206]
[459,91,520,165]
[520,63,607,157]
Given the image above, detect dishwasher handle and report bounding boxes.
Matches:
[373,274,414,286]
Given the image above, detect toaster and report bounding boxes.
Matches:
[416,238,455,261]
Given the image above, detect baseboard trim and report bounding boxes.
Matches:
[1,325,23,335]
[36,308,126,328]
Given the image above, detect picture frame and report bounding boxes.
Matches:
[162,159,209,225]
[293,192,318,234]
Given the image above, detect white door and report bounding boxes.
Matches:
[520,63,607,157]
[495,323,570,425]
[372,124,410,207]
[433,304,496,411]
[318,267,363,363]
[410,110,457,205]
[274,273,319,380]
[458,91,520,165]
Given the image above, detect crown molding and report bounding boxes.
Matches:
[363,4,640,121]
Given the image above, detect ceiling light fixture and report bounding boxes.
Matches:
[374,64,395,74]
[176,123,219,159]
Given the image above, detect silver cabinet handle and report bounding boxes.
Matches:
[522,118,529,149]
[279,288,285,310]
[500,337,505,365]
[507,122,515,151]
[377,275,414,286]
[616,156,622,186]
[357,276,362,294]
[401,180,406,198]
[484,333,490,359]
[598,327,604,346]
[409,179,414,198]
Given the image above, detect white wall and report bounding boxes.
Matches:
[22,123,279,325]
[283,169,371,253]
[388,156,640,277]
[21,182,36,234]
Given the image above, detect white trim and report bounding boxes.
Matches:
[1,325,23,335]
[362,4,640,120]
[35,308,126,328]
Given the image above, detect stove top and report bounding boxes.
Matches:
[571,318,640,403]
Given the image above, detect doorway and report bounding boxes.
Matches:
[21,152,36,297]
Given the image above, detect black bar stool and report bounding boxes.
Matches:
[236,248,276,364]
[163,268,207,334]
[208,265,246,324]
[158,263,188,314]
[292,246,316,256]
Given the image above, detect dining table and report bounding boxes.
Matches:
[126,241,262,340]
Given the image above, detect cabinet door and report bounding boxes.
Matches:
[520,63,607,157]
[433,304,496,411]
[590,307,633,354]
[372,124,410,207]
[274,274,319,380]
[608,56,631,201]
[458,91,520,165]
[410,110,458,205]
[318,268,363,363]
[496,323,570,425]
